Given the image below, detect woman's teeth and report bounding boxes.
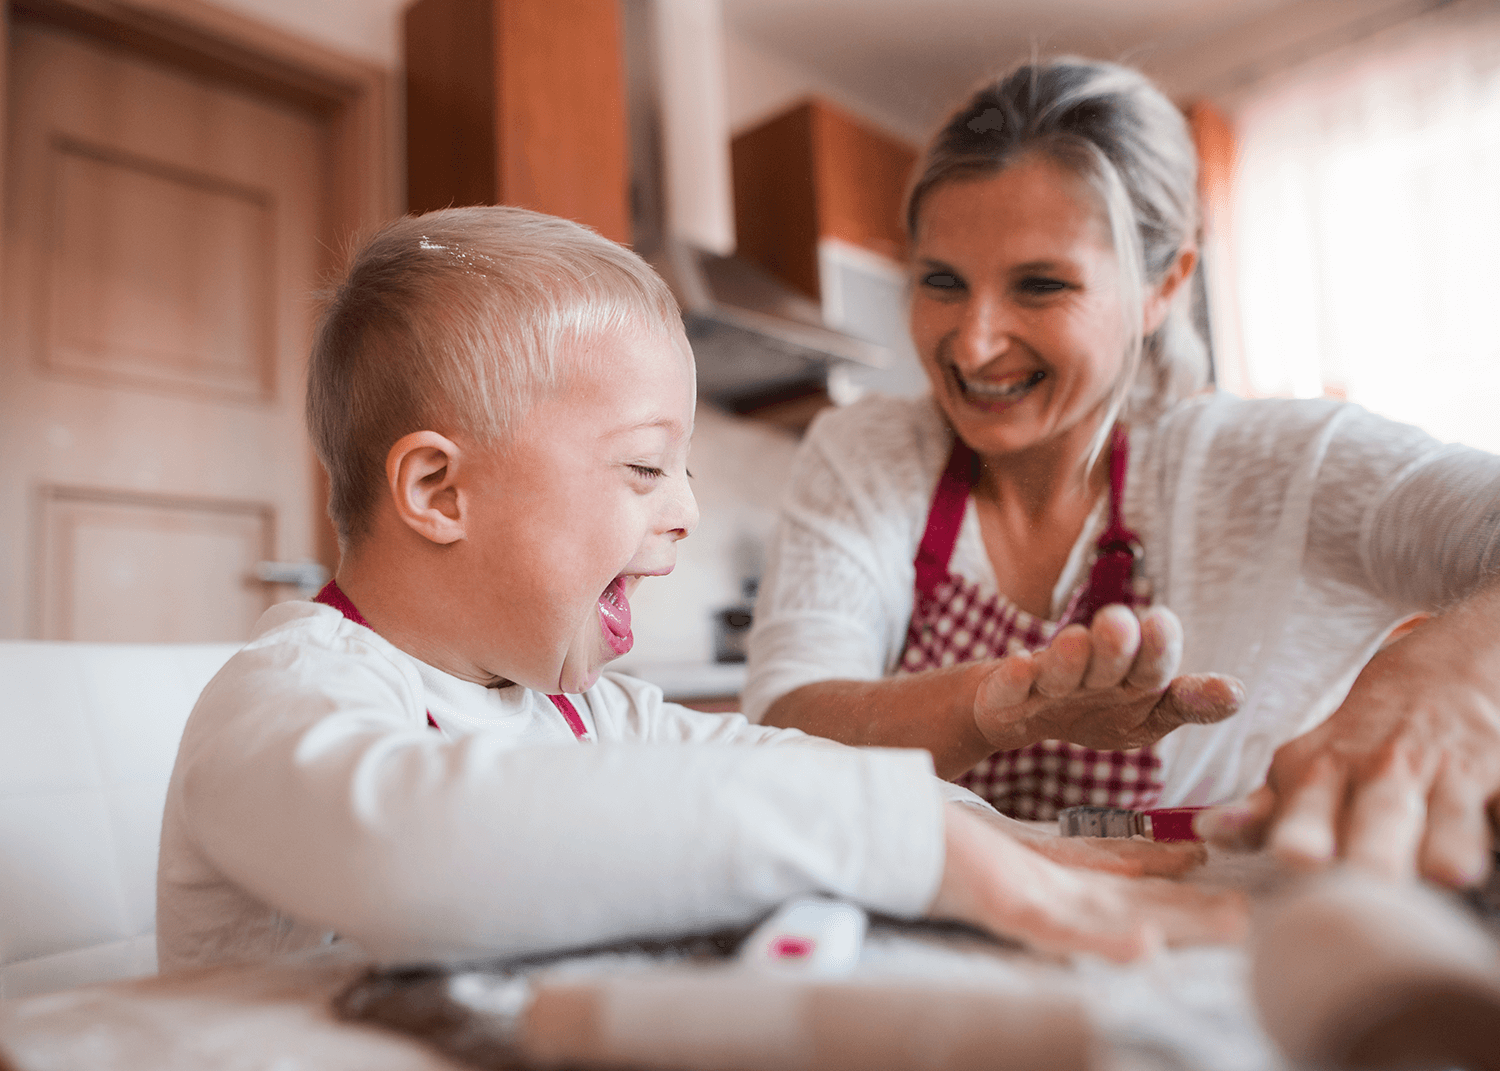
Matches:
[959,369,1046,400]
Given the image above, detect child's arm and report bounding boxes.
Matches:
[595,671,1212,880]
[170,638,946,964]
[169,629,1239,970]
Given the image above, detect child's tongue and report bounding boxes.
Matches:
[597,576,633,655]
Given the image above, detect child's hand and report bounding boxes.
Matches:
[972,604,1244,753]
[967,805,1207,878]
[929,804,1247,962]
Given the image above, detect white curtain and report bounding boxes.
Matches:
[1216,1,1500,453]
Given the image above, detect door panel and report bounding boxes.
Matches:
[48,139,276,399]
[1,19,330,639]
[36,487,273,642]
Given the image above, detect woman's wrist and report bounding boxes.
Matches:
[764,665,1003,778]
[927,661,1006,776]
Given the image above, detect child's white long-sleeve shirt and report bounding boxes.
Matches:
[156,601,948,973]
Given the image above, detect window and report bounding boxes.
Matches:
[1215,2,1500,452]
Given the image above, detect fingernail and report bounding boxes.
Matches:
[1194,806,1254,841]
[1175,684,1239,722]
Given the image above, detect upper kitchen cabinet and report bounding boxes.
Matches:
[404,0,632,245]
[731,99,917,302]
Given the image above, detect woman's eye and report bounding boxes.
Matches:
[921,271,963,291]
[1018,276,1068,295]
[628,464,665,480]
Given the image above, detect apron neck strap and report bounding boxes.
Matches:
[911,424,1140,610]
[1101,423,1133,546]
[313,579,369,627]
[913,436,977,594]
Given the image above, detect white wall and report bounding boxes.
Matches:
[723,29,925,144]
[616,403,801,671]
[206,0,403,67]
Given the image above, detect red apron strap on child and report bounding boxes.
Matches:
[312,580,590,741]
[546,694,590,740]
[312,578,367,628]
[913,437,978,597]
[313,581,441,731]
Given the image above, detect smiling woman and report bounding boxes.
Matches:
[746,56,1500,887]
[910,158,1137,475]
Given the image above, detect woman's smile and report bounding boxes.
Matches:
[951,365,1048,408]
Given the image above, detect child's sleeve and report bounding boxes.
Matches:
[591,669,1001,809]
[171,638,948,965]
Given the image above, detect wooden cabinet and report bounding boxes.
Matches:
[731,99,917,301]
[404,0,632,246]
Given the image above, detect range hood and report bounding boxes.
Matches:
[620,0,892,409]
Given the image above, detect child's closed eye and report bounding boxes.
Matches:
[628,464,665,480]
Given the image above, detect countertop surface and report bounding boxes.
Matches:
[3,853,1496,1071]
[612,660,747,700]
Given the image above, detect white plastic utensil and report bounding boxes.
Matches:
[738,896,868,978]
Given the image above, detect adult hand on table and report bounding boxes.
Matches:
[969,802,1210,877]
[931,803,1247,962]
[1204,591,1500,887]
[973,603,1244,753]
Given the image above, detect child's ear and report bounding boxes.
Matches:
[387,431,466,545]
[1143,244,1198,335]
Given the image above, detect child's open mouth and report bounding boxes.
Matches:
[597,575,634,656]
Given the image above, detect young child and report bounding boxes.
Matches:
[156,206,1240,974]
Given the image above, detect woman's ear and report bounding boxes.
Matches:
[1143,245,1199,335]
[386,431,466,545]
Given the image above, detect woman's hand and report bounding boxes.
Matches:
[929,804,1246,962]
[973,604,1244,753]
[1203,590,1500,887]
[763,603,1242,780]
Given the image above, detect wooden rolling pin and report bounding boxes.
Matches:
[341,964,1093,1071]
[524,971,1091,1071]
[1251,871,1500,1070]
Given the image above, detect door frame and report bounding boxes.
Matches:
[0,0,401,573]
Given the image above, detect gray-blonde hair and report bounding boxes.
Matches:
[307,206,683,549]
[906,58,1207,430]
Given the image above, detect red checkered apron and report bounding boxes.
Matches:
[897,425,1161,819]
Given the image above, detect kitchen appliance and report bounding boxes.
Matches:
[620,0,893,409]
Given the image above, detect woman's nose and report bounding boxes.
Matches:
[951,297,1013,372]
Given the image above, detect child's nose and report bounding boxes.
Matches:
[664,479,699,539]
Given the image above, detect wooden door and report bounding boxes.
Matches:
[0,17,331,641]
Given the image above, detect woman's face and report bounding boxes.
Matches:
[909,153,1130,463]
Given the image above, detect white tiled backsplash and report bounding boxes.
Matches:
[614,401,800,684]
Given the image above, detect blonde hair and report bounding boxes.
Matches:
[307,206,683,549]
[906,58,1208,442]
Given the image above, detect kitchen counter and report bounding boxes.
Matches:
[3,856,1496,1070]
[614,660,747,710]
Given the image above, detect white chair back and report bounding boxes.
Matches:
[0,641,239,997]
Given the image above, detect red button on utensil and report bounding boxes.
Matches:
[768,935,815,959]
